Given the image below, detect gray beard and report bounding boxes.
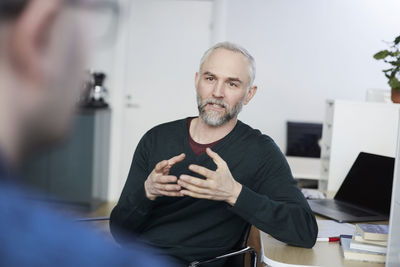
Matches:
[196,94,244,127]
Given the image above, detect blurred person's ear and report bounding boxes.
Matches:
[9,0,61,84]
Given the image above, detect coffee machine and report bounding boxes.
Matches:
[81,71,109,108]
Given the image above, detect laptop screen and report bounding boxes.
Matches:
[334,152,395,215]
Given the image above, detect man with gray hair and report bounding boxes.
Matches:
[111,42,318,266]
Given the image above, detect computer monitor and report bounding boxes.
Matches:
[286,121,322,158]
[386,112,400,267]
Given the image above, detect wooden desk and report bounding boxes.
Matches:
[261,233,384,267]
[261,217,387,267]
[86,202,387,267]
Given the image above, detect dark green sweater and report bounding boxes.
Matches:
[110,118,318,265]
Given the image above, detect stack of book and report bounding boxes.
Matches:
[341,223,388,263]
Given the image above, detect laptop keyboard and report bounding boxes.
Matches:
[314,200,375,217]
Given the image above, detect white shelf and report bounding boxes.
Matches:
[286,156,321,180]
[321,99,400,191]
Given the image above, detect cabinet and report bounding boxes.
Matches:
[21,109,111,210]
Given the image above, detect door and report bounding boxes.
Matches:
[118,0,213,195]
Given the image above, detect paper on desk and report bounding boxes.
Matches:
[301,189,326,200]
[317,220,355,241]
[260,232,322,267]
[262,254,320,267]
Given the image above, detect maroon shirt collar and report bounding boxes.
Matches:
[187,117,222,156]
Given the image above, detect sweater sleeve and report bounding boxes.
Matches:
[110,132,154,242]
[229,141,318,248]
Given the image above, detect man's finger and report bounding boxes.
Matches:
[154,160,169,173]
[155,175,178,184]
[158,190,184,197]
[178,180,210,195]
[180,190,212,200]
[168,153,186,166]
[154,183,181,192]
[206,148,225,167]
[179,175,209,188]
[188,164,214,179]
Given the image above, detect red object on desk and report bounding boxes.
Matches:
[329,237,340,242]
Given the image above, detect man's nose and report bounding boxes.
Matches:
[212,82,225,98]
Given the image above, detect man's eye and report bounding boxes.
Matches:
[206,77,214,81]
[229,82,238,87]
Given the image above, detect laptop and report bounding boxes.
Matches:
[308,152,394,223]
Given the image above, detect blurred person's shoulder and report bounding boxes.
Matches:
[0,181,173,267]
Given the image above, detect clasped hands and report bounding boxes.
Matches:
[144,148,242,206]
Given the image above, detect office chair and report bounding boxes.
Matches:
[188,224,258,267]
[76,218,258,267]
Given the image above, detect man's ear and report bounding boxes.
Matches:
[244,85,257,105]
[8,0,60,83]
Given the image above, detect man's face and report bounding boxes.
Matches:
[195,48,253,127]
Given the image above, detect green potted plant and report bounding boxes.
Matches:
[373,35,400,103]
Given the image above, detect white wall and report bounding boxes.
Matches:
[91,0,400,201]
[221,0,400,150]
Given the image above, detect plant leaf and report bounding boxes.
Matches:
[388,61,400,67]
[389,77,400,89]
[395,35,400,45]
[373,50,390,60]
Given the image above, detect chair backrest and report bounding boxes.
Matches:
[223,224,252,267]
[246,226,262,267]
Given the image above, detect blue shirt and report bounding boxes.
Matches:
[0,156,175,267]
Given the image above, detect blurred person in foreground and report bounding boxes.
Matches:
[0,0,173,266]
